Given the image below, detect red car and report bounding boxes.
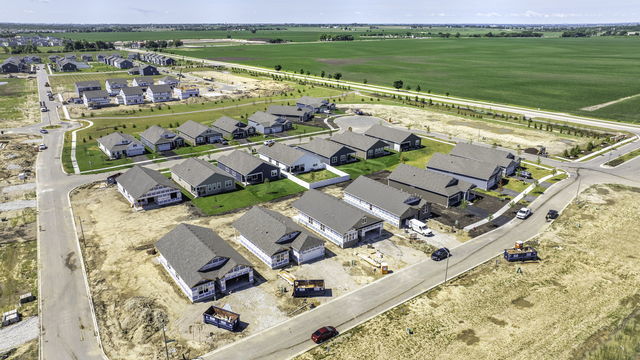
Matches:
[311,326,338,344]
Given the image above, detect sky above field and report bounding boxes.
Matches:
[4,0,640,24]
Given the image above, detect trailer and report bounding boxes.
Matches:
[203,306,240,331]
[503,241,538,262]
[357,253,390,274]
[293,280,326,298]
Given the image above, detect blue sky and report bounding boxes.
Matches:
[5,0,640,24]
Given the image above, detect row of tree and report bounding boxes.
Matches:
[63,40,115,51]
[319,34,354,41]
[143,40,183,49]
[2,44,40,54]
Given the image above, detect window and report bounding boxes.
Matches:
[320,224,325,231]
[271,170,278,177]
[367,150,373,156]
[331,156,338,163]
[225,180,233,188]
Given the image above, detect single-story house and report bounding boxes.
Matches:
[113,58,133,69]
[132,76,153,88]
[57,59,77,72]
[156,223,254,302]
[292,189,384,248]
[344,176,430,228]
[171,158,235,197]
[81,54,93,62]
[388,164,475,207]
[248,112,292,134]
[296,96,335,113]
[257,142,324,174]
[139,125,184,152]
[158,76,178,86]
[329,131,389,159]
[267,105,313,122]
[97,132,145,159]
[117,86,145,105]
[82,90,110,108]
[1,58,21,73]
[105,78,129,96]
[176,120,222,146]
[128,66,140,75]
[116,165,182,209]
[449,143,521,176]
[427,153,502,191]
[234,206,325,269]
[145,84,173,103]
[217,150,280,185]
[212,116,254,139]
[173,85,199,99]
[364,124,422,152]
[75,80,101,97]
[297,138,357,166]
[140,65,159,76]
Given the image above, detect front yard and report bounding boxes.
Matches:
[295,169,338,182]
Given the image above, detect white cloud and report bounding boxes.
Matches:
[476,12,502,17]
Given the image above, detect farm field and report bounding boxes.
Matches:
[0,77,39,128]
[167,37,640,122]
[298,184,640,360]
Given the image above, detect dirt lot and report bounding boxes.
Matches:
[70,182,429,359]
[0,75,40,129]
[298,184,640,360]
[340,104,593,154]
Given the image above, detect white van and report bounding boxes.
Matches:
[408,219,433,236]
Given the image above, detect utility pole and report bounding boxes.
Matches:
[443,248,450,285]
[161,319,170,360]
[77,216,85,248]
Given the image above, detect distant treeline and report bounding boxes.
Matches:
[63,40,115,51]
[319,34,354,41]
[471,31,543,38]
[2,43,40,54]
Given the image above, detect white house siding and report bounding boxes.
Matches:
[123,95,144,105]
[219,265,254,292]
[294,212,358,248]
[157,253,196,301]
[343,193,402,228]
[292,245,325,264]
[258,153,324,174]
[118,183,181,208]
[156,142,173,152]
[238,235,289,269]
[146,92,172,103]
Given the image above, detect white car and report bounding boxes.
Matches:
[516,207,532,219]
[38,144,47,151]
[263,139,275,146]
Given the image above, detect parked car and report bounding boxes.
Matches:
[519,170,532,179]
[407,219,433,236]
[40,106,48,112]
[546,209,559,221]
[39,129,48,134]
[263,139,275,146]
[431,248,451,261]
[516,207,532,219]
[38,144,47,151]
[311,326,338,344]
[44,82,49,87]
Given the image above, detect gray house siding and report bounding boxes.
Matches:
[387,179,462,208]
[426,167,501,191]
[217,162,280,185]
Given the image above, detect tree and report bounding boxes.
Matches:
[393,80,404,89]
[334,73,342,80]
[320,70,325,78]
[416,85,421,92]
[363,79,368,84]
[274,64,282,71]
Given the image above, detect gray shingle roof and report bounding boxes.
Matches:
[267,105,311,117]
[297,96,328,108]
[388,164,474,196]
[364,124,419,144]
[155,223,252,288]
[177,120,220,139]
[134,76,153,84]
[449,143,519,169]
[344,176,425,217]
[140,125,177,145]
[248,111,284,127]
[117,165,179,199]
[234,206,324,256]
[171,158,233,187]
[297,138,355,159]
[147,84,172,94]
[292,189,382,235]
[120,86,144,96]
[257,142,307,166]
[330,131,388,152]
[159,76,177,83]
[82,90,109,99]
[212,116,244,133]
[427,153,501,181]
[97,132,142,152]
[75,80,100,88]
[217,150,274,175]
[106,78,128,86]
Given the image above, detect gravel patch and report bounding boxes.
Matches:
[0,316,39,352]
[2,183,36,193]
[0,199,36,211]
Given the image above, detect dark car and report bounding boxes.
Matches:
[546,209,559,221]
[311,326,338,344]
[431,247,451,261]
[39,129,48,134]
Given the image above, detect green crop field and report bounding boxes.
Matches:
[167,37,640,123]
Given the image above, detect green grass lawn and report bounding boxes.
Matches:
[191,179,305,215]
[167,37,640,123]
[605,148,640,167]
[0,77,36,121]
[295,169,338,182]
[519,163,556,180]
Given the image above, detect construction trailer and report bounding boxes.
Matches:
[503,241,538,262]
[203,306,240,331]
[293,280,326,298]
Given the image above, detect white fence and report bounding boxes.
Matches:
[283,165,350,189]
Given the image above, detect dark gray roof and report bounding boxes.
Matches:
[248,111,284,127]
[449,143,519,169]
[75,80,100,88]
[97,132,142,152]
[133,76,153,84]
[140,125,178,145]
[267,105,311,117]
[298,138,355,158]
[82,89,109,99]
[330,131,388,152]
[155,223,253,288]
[147,84,172,94]
[106,78,128,86]
[234,206,324,256]
[389,164,474,196]
[171,158,233,187]
[117,165,179,199]
[120,86,144,96]
[257,142,308,166]
[344,176,425,218]
[292,189,382,235]
[159,76,177,83]
[297,96,328,108]
[177,120,220,139]
[427,153,501,181]
[364,124,419,144]
[217,150,274,175]
[212,116,244,133]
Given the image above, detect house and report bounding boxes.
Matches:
[1,58,21,73]
[267,105,313,122]
[105,78,128,96]
[343,176,430,228]
[132,76,153,88]
[173,85,199,99]
[97,132,145,159]
[297,138,356,166]
[257,142,324,174]
[158,76,178,86]
[248,112,292,134]
[329,131,389,159]
[140,64,159,76]
[171,158,235,197]
[388,164,475,207]
[176,120,222,146]
[296,96,335,113]
[128,66,140,75]
[217,150,280,185]
[155,223,254,302]
[292,189,384,248]
[57,59,77,72]
[145,84,173,103]
[113,58,134,69]
[116,166,182,209]
[139,125,183,152]
[117,86,145,105]
[81,54,93,62]
[234,206,325,269]
[364,124,422,152]
[427,153,502,190]
[212,116,254,139]
[449,143,521,176]
[82,90,110,108]
[75,80,101,97]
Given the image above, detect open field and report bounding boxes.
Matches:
[0,76,40,129]
[298,183,640,360]
[167,37,640,122]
